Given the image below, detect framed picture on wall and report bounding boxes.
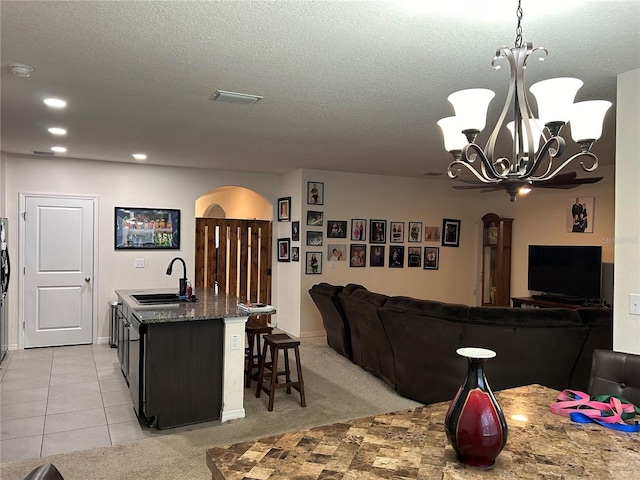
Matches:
[327,244,347,261]
[408,247,422,267]
[349,244,366,267]
[277,238,290,262]
[291,246,300,262]
[442,219,461,247]
[424,247,440,270]
[566,196,595,233]
[424,226,441,242]
[277,197,291,222]
[306,252,322,274]
[327,220,347,239]
[115,207,180,249]
[307,182,324,205]
[389,246,404,268]
[390,221,404,243]
[370,245,385,267]
[370,219,387,243]
[351,219,366,241]
[408,222,422,242]
[292,221,300,241]
[307,210,323,226]
[306,231,323,246]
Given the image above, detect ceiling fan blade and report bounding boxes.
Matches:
[536,176,603,189]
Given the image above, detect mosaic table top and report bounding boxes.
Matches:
[206,384,640,479]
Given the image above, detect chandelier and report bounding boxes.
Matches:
[437,1,612,201]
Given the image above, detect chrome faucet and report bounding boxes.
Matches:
[166,257,187,296]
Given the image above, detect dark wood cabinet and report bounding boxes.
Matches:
[136,318,224,429]
[481,213,513,306]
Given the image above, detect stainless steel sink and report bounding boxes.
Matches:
[132,293,187,305]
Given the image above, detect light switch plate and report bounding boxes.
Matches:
[230,334,240,350]
[135,258,145,268]
[630,294,640,315]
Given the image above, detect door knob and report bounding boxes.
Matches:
[85,277,91,282]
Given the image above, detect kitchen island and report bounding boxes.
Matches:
[115,287,257,429]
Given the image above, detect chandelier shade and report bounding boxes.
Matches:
[569,100,612,143]
[529,77,583,128]
[437,1,612,202]
[446,89,496,134]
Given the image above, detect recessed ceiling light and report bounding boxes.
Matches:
[51,146,67,153]
[44,98,67,108]
[132,153,147,160]
[10,63,33,77]
[48,127,67,135]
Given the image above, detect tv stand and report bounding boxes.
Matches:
[531,294,585,305]
[512,297,586,309]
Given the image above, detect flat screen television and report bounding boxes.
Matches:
[527,245,602,301]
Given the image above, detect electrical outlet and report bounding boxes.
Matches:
[630,294,640,315]
[230,334,240,350]
[135,258,145,268]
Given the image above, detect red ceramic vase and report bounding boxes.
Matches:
[445,347,508,468]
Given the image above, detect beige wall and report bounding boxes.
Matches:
[0,142,620,347]
[2,155,280,348]
[614,69,640,354]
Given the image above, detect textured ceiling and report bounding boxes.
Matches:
[1,1,639,178]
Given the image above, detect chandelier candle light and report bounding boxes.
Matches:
[437,1,612,202]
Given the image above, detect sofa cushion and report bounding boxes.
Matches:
[338,287,395,387]
[309,283,352,359]
[382,296,470,322]
[467,306,583,327]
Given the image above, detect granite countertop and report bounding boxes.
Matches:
[206,384,640,479]
[116,287,273,324]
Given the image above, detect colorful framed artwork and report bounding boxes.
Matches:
[307,182,324,205]
[408,222,422,242]
[306,251,322,274]
[424,247,440,270]
[390,221,404,243]
[277,197,291,222]
[442,219,461,247]
[277,238,290,262]
[327,244,347,261]
[349,244,366,267]
[370,219,387,243]
[351,219,366,241]
[115,207,180,249]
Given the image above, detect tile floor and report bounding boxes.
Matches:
[0,343,150,463]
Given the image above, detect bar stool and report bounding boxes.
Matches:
[245,316,273,388]
[255,333,306,411]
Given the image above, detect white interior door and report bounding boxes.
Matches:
[23,195,95,347]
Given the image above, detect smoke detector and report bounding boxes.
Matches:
[10,63,33,78]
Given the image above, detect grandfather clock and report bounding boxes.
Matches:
[481,213,513,306]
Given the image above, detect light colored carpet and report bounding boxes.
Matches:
[0,337,420,480]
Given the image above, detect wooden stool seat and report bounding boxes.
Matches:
[255,333,306,411]
[245,317,273,388]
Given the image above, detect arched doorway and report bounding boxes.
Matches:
[195,187,273,304]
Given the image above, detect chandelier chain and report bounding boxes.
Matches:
[515,0,523,48]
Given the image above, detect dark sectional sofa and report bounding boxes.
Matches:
[309,282,612,405]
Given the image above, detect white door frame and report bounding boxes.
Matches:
[18,192,99,349]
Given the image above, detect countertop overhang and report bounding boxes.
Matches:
[116,287,265,324]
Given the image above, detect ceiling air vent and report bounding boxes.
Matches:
[33,150,55,156]
[209,90,263,106]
